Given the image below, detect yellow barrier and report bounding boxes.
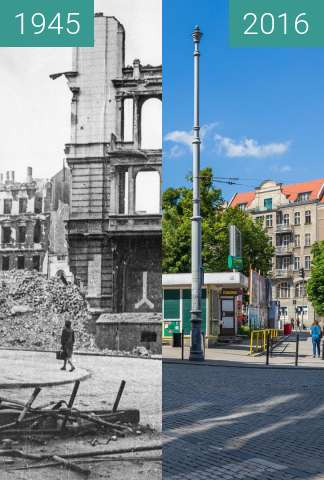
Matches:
[249,329,279,355]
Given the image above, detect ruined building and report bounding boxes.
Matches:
[0,168,51,272]
[0,166,71,275]
[54,14,162,315]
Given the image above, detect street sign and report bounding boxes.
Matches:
[229,225,242,258]
[228,255,243,271]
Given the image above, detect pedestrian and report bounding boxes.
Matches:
[310,320,322,358]
[296,318,301,332]
[290,318,295,331]
[60,320,76,371]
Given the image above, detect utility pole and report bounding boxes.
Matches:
[189,26,204,362]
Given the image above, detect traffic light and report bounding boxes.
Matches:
[299,268,305,279]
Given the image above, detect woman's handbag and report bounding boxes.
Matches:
[56,349,65,360]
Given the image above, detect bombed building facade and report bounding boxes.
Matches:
[0,168,51,272]
[57,14,162,315]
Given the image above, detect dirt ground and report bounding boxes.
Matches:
[0,350,162,479]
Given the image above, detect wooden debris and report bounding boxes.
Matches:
[112,380,126,412]
[17,387,41,423]
[52,455,91,476]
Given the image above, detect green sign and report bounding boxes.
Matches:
[228,255,243,271]
[230,0,324,47]
[0,0,94,46]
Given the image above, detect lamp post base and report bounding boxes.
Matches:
[189,312,205,362]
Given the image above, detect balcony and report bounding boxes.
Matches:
[275,245,294,255]
[274,269,294,279]
[276,224,294,233]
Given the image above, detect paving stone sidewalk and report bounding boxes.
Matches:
[163,361,324,479]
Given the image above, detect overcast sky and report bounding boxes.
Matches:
[0,0,161,182]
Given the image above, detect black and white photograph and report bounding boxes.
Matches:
[0,1,162,478]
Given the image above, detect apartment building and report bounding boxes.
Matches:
[230,179,324,326]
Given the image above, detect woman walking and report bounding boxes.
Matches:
[310,320,321,358]
[60,320,76,371]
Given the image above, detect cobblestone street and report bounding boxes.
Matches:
[163,361,324,479]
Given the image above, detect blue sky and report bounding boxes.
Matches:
[163,0,324,200]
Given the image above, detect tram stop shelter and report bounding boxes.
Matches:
[162,272,248,347]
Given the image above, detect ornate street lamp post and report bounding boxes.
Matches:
[189,26,204,362]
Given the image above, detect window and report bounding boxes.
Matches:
[294,257,300,271]
[276,211,283,225]
[3,199,12,214]
[268,236,272,245]
[2,227,11,244]
[305,233,311,247]
[277,256,291,270]
[34,221,42,243]
[282,234,290,246]
[19,198,27,214]
[295,282,307,298]
[238,203,247,211]
[266,214,273,228]
[17,256,25,270]
[297,192,310,202]
[34,197,43,214]
[264,198,272,210]
[32,255,40,271]
[279,306,288,319]
[2,257,9,271]
[17,226,26,244]
[283,213,290,226]
[294,212,301,225]
[305,256,311,270]
[294,234,300,247]
[305,210,311,225]
[276,282,290,298]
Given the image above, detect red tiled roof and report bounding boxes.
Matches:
[230,179,324,207]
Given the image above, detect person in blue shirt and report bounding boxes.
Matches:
[310,320,322,358]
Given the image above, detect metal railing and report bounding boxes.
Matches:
[249,329,279,355]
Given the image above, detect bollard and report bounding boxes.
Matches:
[266,333,270,365]
[295,333,299,367]
[202,332,206,357]
[270,337,273,358]
[181,331,184,361]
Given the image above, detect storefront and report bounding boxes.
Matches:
[162,272,248,346]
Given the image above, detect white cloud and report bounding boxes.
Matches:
[215,135,290,158]
[271,164,292,173]
[169,145,186,158]
[165,123,218,155]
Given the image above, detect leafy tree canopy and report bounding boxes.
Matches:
[162,167,274,276]
[307,241,324,316]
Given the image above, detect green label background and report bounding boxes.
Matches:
[0,0,94,47]
[230,0,324,47]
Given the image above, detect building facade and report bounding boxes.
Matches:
[52,14,162,314]
[0,168,51,272]
[0,166,72,275]
[230,179,324,326]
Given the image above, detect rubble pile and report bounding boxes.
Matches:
[0,270,95,351]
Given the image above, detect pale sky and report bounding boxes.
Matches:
[0,0,162,182]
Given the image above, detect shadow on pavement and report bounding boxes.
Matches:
[163,358,324,479]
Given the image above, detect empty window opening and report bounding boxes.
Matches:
[4,199,12,214]
[34,221,42,243]
[141,98,162,149]
[34,197,43,214]
[33,255,40,271]
[141,331,157,343]
[135,171,160,214]
[2,257,9,271]
[123,98,134,142]
[19,198,27,214]
[18,226,26,244]
[17,256,25,270]
[3,227,11,244]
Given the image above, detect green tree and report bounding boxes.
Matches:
[307,241,324,316]
[163,167,274,276]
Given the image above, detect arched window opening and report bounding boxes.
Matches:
[141,98,162,149]
[135,171,160,214]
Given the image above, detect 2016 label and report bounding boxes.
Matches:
[243,12,309,36]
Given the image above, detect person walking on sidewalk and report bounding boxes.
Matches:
[60,320,76,371]
[310,320,321,358]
